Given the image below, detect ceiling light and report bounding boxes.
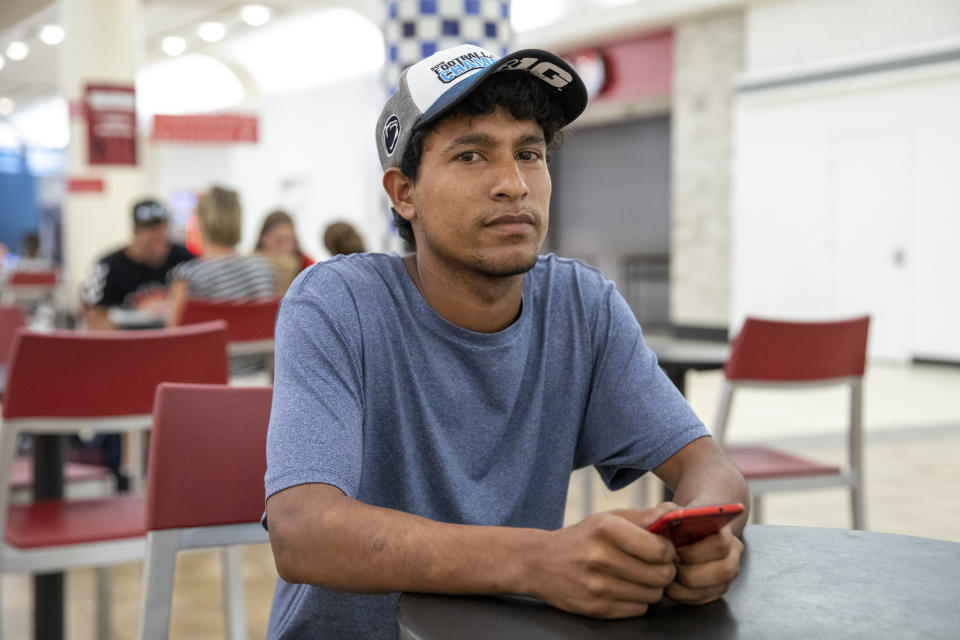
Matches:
[162,36,186,56]
[242,5,271,27]
[6,41,29,61]
[198,22,226,43]
[39,25,65,45]
[0,55,5,71]
[0,98,14,116]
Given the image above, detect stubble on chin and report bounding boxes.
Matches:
[470,250,540,278]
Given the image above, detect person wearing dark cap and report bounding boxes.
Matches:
[81,198,193,330]
[264,44,748,639]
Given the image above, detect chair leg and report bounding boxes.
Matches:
[138,531,180,640]
[632,474,650,509]
[751,494,764,525]
[852,485,866,531]
[96,567,112,640]
[221,546,246,640]
[580,469,594,519]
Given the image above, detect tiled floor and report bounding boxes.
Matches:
[3,361,959,639]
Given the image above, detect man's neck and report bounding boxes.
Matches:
[125,244,167,267]
[402,254,524,333]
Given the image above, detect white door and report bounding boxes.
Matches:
[828,130,912,361]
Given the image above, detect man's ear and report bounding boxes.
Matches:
[382,168,416,223]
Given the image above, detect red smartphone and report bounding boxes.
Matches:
[647,504,744,547]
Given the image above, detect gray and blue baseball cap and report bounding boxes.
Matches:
[376,43,588,171]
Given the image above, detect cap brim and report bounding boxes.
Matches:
[414,48,588,131]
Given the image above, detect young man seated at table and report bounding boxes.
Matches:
[81,198,193,330]
[264,44,749,639]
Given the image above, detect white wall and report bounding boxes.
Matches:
[746,0,960,72]
[146,72,393,260]
[733,0,960,361]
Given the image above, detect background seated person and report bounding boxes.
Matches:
[264,44,749,640]
[254,209,313,295]
[81,199,192,330]
[322,220,366,257]
[168,185,277,375]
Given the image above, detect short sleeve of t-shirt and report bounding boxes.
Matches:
[264,265,365,500]
[81,258,115,307]
[574,277,709,490]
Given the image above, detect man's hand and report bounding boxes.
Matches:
[527,505,679,619]
[666,524,743,605]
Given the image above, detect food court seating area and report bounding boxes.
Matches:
[1,353,958,638]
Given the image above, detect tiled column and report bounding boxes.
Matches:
[383,0,512,92]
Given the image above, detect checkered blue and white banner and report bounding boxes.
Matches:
[383,0,513,93]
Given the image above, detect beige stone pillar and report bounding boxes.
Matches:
[59,0,144,311]
[671,11,744,333]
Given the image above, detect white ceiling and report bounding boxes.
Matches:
[0,0,735,118]
[0,0,380,110]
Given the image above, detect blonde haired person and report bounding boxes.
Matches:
[168,186,278,373]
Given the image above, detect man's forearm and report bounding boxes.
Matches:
[657,436,750,535]
[268,483,547,595]
[83,307,115,330]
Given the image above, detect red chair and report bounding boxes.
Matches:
[175,297,281,358]
[138,383,272,640]
[0,305,27,365]
[1,269,59,306]
[0,305,26,397]
[0,322,229,639]
[713,316,870,529]
[2,305,116,503]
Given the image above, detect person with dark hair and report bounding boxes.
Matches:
[264,45,748,639]
[322,220,366,256]
[81,198,193,330]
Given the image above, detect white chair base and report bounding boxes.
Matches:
[138,523,269,640]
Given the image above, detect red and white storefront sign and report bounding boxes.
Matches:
[151,114,259,143]
[85,84,137,165]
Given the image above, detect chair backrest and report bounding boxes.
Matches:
[2,321,230,420]
[725,316,870,383]
[0,305,27,366]
[175,298,281,344]
[7,270,58,287]
[145,383,272,531]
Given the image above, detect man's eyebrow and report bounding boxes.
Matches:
[443,133,497,152]
[517,134,546,147]
[442,132,546,153]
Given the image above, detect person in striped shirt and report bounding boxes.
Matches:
[168,185,278,374]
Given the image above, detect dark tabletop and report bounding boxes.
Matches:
[644,334,730,370]
[398,525,960,640]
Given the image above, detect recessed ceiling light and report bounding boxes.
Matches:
[162,36,186,56]
[6,41,29,61]
[0,98,14,116]
[39,25,65,45]
[242,5,271,27]
[198,22,226,43]
[0,55,5,71]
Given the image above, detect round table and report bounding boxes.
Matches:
[644,334,730,396]
[397,525,960,639]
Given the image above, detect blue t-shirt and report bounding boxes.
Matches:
[264,253,708,639]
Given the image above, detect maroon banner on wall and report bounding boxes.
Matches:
[85,84,137,165]
[151,114,259,143]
